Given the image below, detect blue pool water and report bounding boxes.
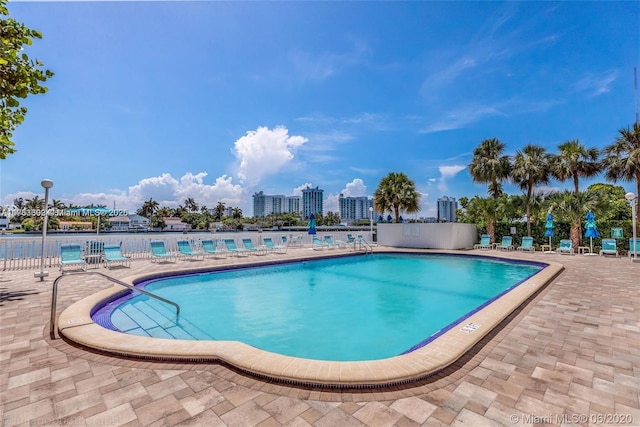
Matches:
[95,254,543,361]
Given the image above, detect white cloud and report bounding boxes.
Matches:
[292,183,313,196]
[233,126,308,186]
[437,165,467,193]
[340,178,367,197]
[573,70,619,98]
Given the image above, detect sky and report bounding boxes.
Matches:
[1,1,638,218]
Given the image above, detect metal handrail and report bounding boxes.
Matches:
[357,237,373,254]
[50,271,180,339]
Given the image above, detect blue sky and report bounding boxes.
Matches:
[1,1,638,218]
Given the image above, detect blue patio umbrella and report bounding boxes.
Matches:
[544,213,555,251]
[584,211,600,255]
[399,215,404,223]
[307,213,317,235]
[387,214,393,223]
[378,215,384,223]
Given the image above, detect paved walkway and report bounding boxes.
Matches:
[1,249,639,426]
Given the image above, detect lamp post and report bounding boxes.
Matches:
[369,206,373,241]
[625,192,638,263]
[35,179,54,281]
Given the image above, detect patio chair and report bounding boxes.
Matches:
[474,234,493,250]
[102,244,131,269]
[263,237,287,254]
[59,244,87,272]
[324,235,347,249]
[150,240,176,263]
[517,236,535,252]
[312,237,329,250]
[177,239,205,260]
[629,238,640,259]
[557,239,574,255]
[224,239,249,256]
[242,238,267,255]
[496,236,514,251]
[201,239,227,258]
[599,239,619,257]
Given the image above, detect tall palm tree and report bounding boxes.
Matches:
[511,144,551,236]
[601,123,640,234]
[231,207,243,219]
[214,201,226,221]
[137,198,159,219]
[469,138,511,199]
[550,139,601,195]
[184,197,198,213]
[373,172,420,222]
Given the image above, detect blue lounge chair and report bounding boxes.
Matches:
[263,237,287,254]
[312,237,329,250]
[102,244,131,269]
[517,236,535,252]
[177,239,205,260]
[59,244,87,272]
[242,238,267,255]
[324,235,347,249]
[599,239,618,257]
[201,239,227,258]
[629,238,640,259]
[224,239,249,256]
[558,239,574,255]
[150,240,176,263]
[474,234,493,250]
[496,236,514,251]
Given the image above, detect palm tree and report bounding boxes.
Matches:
[214,201,226,221]
[550,190,600,249]
[373,172,420,222]
[601,123,640,234]
[511,144,551,236]
[469,138,511,199]
[137,198,159,219]
[231,207,243,219]
[184,197,198,213]
[550,139,601,195]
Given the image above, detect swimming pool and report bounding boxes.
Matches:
[59,251,561,387]
[94,253,542,361]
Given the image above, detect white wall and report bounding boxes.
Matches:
[377,223,477,249]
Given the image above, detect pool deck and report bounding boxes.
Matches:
[2,247,639,426]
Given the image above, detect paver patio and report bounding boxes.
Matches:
[1,247,639,426]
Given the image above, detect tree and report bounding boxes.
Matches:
[373,172,420,222]
[137,198,158,219]
[0,0,54,158]
[213,201,226,221]
[550,139,600,195]
[549,190,600,248]
[184,197,198,213]
[601,123,640,234]
[511,144,551,236]
[469,138,511,199]
[231,207,243,219]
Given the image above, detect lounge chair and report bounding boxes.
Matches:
[517,236,535,252]
[242,238,267,255]
[150,240,176,263]
[629,238,640,259]
[102,244,131,269]
[599,239,619,257]
[474,234,493,250]
[312,237,329,250]
[324,235,347,249]
[263,237,286,254]
[224,239,249,256]
[201,239,227,258]
[59,244,87,272]
[557,239,574,255]
[496,236,514,251]
[177,239,205,260]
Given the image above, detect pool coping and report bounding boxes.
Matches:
[57,250,564,388]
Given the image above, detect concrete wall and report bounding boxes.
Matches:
[376,223,477,249]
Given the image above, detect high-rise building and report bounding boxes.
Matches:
[338,194,375,225]
[437,196,458,222]
[302,186,324,218]
[285,196,301,215]
[253,191,301,217]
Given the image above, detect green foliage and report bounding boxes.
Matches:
[0,0,54,158]
[373,172,420,222]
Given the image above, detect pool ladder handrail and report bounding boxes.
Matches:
[356,236,373,254]
[50,271,180,340]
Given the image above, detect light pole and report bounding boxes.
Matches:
[369,206,373,241]
[625,192,638,263]
[35,179,54,281]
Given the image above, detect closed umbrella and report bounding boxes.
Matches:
[544,213,555,253]
[584,211,600,256]
[307,213,317,236]
[387,214,392,223]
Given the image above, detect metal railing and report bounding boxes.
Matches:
[356,236,373,254]
[50,271,180,340]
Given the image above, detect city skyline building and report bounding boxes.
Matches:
[437,196,458,223]
[301,186,324,219]
[338,194,376,225]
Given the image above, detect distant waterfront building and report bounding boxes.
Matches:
[338,194,375,225]
[285,196,301,215]
[302,186,324,218]
[253,191,301,217]
[437,196,458,222]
